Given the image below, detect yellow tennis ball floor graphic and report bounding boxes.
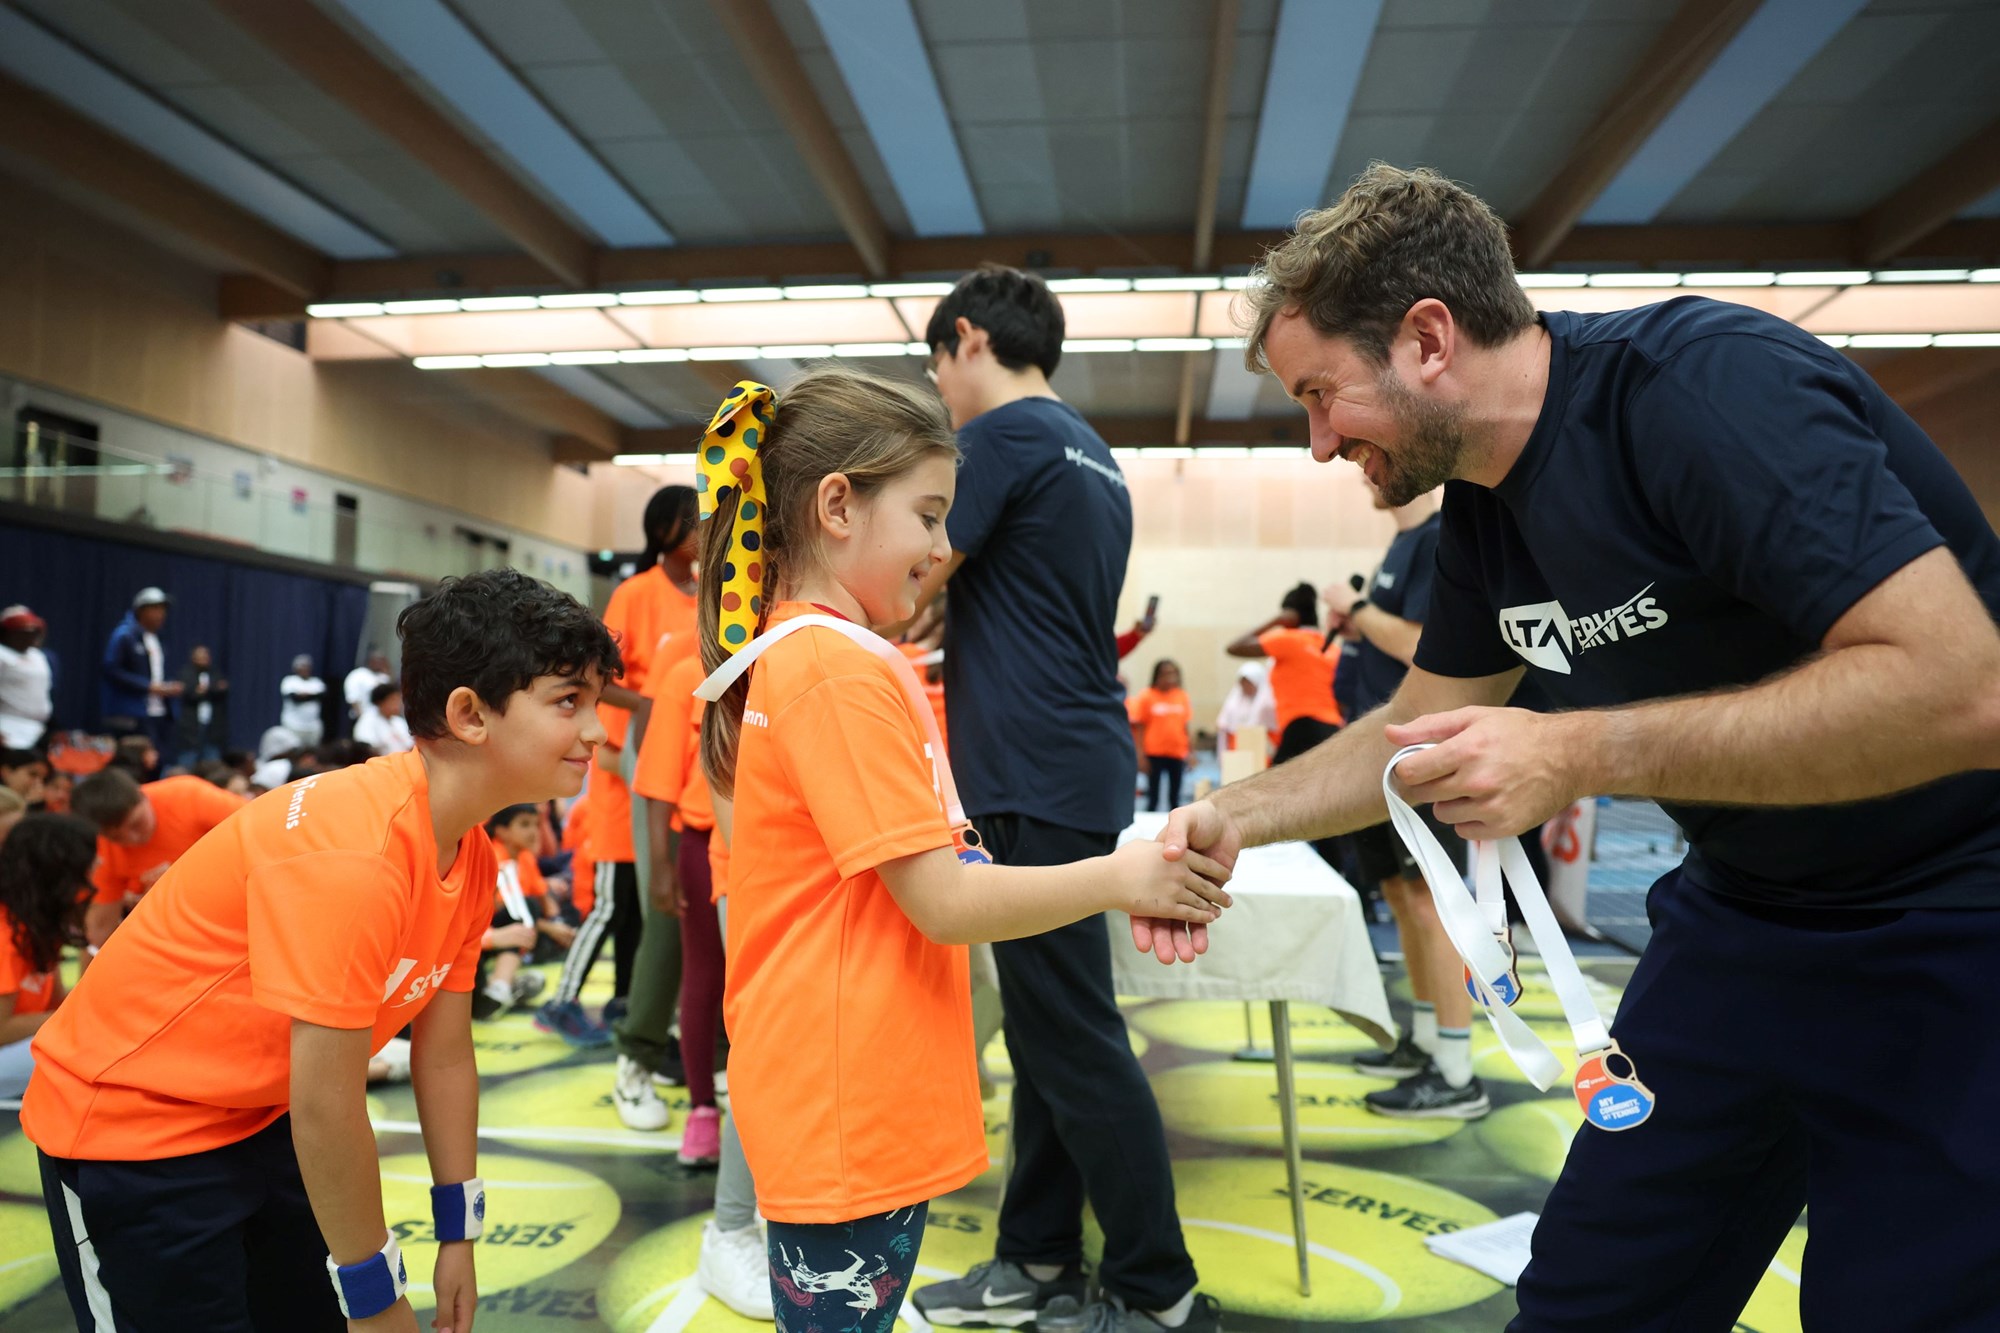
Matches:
[0,951,1811,1331]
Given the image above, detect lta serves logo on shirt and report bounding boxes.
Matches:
[1499,584,1669,675]
[382,958,453,1006]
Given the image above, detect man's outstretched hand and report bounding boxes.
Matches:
[1137,800,1244,964]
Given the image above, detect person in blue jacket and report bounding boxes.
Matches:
[100,588,181,770]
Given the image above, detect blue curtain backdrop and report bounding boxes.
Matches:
[0,522,370,753]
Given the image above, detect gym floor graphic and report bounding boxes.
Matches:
[0,956,1807,1331]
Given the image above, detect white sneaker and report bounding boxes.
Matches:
[613,1055,670,1131]
[373,1037,412,1084]
[697,1219,773,1319]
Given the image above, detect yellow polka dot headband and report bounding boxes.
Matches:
[697,381,776,655]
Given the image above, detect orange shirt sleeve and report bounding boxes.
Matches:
[774,672,954,879]
[1126,691,1147,725]
[633,656,699,805]
[0,936,29,997]
[599,579,639,750]
[1258,627,1299,660]
[245,851,412,1028]
[92,837,130,905]
[517,851,547,897]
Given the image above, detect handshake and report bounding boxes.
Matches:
[1101,800,1244,967]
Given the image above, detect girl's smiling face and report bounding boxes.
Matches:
[825,453,957,629]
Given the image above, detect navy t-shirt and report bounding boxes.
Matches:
[943,397,1135,833]
[1349,512,1442,716]
[1414,299,2000,909]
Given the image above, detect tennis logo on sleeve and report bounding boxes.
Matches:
[1499,585,1668,675]
[383,958,453,1006]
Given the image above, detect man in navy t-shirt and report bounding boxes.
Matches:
[907,267,1212,1333]
[1164,165,2000,1331]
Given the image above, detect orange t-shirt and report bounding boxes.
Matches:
[1127,687,1193,760]
[24,752,496,1161]
[708,823,731,904]
[93,776,249,905]
[489,840,547,917]
[897,643,949,751]
[1259,626,1343,732]
[562,799,595,915]
[591,569,698,863]
[633,655,713,832]
[0,908,60,1016]
[725,603,984,1222]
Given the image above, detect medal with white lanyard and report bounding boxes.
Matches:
[1383,745,1655,1130]
[695,614,991,866]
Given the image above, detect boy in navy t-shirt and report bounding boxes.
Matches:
[1168,164,2000,1332]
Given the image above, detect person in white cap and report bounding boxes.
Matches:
[100,588,181,768]
[278,655,327,748]
[0,606,53,750]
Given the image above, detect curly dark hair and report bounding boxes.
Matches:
[0,814,98,975]
[397,568,623,741]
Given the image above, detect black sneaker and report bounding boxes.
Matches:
[1038,1293,1223,1333]
[1364,1067,1490,1120]
[1353,1034,1429,1078]
[914,1260,1086,1328]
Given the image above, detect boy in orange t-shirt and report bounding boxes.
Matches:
[23,569,621,1332]
[71,768,248,950]
[689,372,1229,1333]
[1127,659,1194,812]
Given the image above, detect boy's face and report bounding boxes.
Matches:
[500,811,539,853]
[482,668,608,803]
[107,795,158,847]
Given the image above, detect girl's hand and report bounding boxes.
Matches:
[1103,840,1233,924]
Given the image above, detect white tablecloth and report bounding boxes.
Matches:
[1112,813,1394,1048]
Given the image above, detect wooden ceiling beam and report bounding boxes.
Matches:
[1511,0,1763,268]
[208,0,594,287]
[705,0,891,278]
[1860,115,2000,264]
[0,72,326,295]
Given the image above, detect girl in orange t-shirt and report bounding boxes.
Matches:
[691,371,1231,1327]
[1228,581,1343,764]
[1127,660,1193,812]
[0,814,94,1099]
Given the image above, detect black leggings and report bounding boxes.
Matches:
[768,1203,928,1333]
[1144,756,1186,811]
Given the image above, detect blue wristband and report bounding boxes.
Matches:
[326,1233,406,1320]
[432,1177,486,1242]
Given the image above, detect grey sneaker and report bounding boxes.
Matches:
[1353,1033,1429,1078]
[1364,1067,1490,1120]
[914,1260,1086,1328]
[1038,1293,1223,1333]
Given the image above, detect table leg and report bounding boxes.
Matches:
[1234,1002,1274,1063]
[1269,1000,1310,1295]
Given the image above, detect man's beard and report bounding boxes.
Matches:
[1370,369,1467,507]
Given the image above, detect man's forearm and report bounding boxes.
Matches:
[1351,606,1422,666]
[1573,640,2000,808]
[1213,708,1401,848]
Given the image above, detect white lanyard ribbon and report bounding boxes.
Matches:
[694,615,966,826]
[1382,745,1610,1091]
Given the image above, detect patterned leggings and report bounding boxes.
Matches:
[767,1203,929,1333]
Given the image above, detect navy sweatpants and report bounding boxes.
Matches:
[1512,870,2000,1331]
[40,1115,345,1332]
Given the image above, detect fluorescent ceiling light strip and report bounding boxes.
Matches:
[1221,276,1256,291]
[1588,273,1682,287]
[613,454,666,466]
[687,346,760,361]
[1517,274,1589,288]
[1044,278,1134,293]
[1063,339,1136,353]
[1135,277,1223,292]
[1777,271,1870,286]
[869,282,955,298]
[801,0,984,237]
[1195,447,1254,459]
[1142,446,1195,459]
[783,285,871,300]
[383,299,463,314]
[1846,334,1934,349]
[905,342,928,355]
[0,8,392,259]
[1872,269,1971,283]
[1974,270,2000,283]
[539,293,618,308]
[1933,333,2000,347]
[1683,272,1776,287]
[759,345,836,358]
[618,349,689,363]
[831,342,912,358]
[1212,337,1249,350]
[414,355,482,369]
[548,350,620,365]
[699,287,785,303]
[1136,338,1215,352]
[460,296,541,311]
[308,302,387,318]
[481,353,551,367]
[620,290,700,306]
[1817,335,1851,348]
[327,0,671,246]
